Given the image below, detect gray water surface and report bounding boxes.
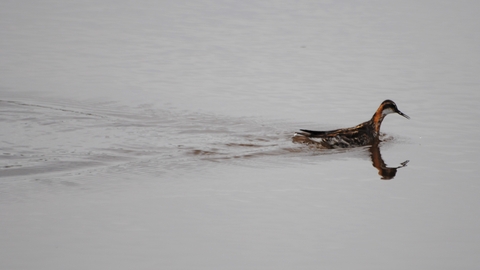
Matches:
[1,1,480,269]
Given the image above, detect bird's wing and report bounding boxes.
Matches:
[299,128,343,138]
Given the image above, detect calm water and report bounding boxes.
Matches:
[1,1,480,269]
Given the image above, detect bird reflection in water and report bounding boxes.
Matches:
[292,136,409,180]
[369,138,409,180]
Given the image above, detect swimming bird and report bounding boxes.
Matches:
[293,100,409,148]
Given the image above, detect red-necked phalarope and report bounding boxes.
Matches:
[293,100,410,148]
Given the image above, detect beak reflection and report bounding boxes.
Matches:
[369,139,409,180]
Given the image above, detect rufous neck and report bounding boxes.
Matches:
[371,109,386,135]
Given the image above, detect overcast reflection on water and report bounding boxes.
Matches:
[1,0,480,269]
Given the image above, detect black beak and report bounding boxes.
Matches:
[397,110,410,119]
